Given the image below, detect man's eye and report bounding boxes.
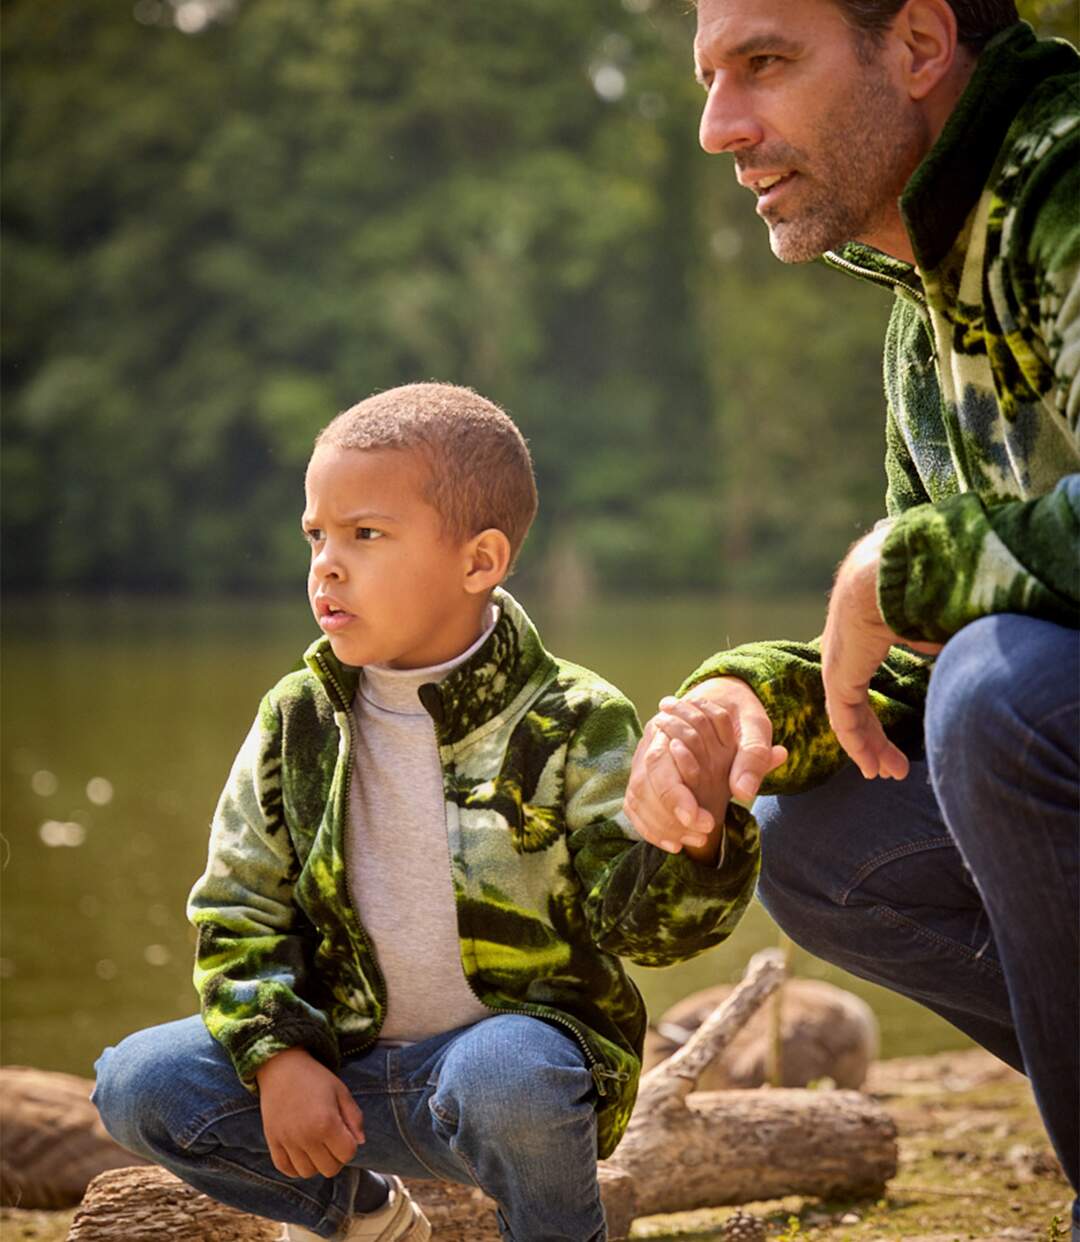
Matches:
[749,54,781,72]
[356,527,383,541]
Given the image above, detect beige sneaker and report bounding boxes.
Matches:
[283,1176,431,1242]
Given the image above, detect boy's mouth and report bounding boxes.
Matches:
[315,597,355,632]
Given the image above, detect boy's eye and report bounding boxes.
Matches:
[356,527,383,541]
[303,528,324,545]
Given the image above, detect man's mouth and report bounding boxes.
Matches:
[746,171,796,198]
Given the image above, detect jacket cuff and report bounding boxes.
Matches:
[230,1022,341,1091]
[650,803,760,892]
[876,505,930,639]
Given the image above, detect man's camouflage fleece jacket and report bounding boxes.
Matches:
[684,22,1079,792]
[188,589,760,1158]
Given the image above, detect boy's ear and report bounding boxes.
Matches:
[463,528,512,594]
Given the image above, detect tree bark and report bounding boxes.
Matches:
[67,1167,281,1242]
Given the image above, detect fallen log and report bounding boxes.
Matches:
[67,1166,281,1241]
[0,1066,149,1209]
[66,1164,637,1241]
[607,949,897,1216]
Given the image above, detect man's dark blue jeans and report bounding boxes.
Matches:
[755,614,1079,1222]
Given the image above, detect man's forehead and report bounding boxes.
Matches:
[695,0,832,59]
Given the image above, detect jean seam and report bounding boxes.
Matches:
[424,1095,488,1190]
[839,835,956,906]
[873,904,1006,975]
[177,1100,264,1151]
[193,1149,348,1226]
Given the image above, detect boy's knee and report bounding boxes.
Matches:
[433,1016,594,1143]
[92,1018,219,1157]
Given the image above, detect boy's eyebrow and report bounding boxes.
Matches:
[300,510,400,527]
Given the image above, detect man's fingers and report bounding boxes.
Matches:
[728,740,784,803]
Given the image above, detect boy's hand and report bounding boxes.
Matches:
[255,1047,365,1180]
[651,697,737,864]
[624,679,786,854]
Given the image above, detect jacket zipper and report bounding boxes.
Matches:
[314,652,387,1056]
[317,651,631,1100]
[435,756,629,1099]
[825,250,927,305]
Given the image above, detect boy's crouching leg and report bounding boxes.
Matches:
[93,1016,358,1237]
[427,1014,606,1242]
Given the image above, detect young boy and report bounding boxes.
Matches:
[93,383,760,1242]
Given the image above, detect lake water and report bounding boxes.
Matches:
[1,591,971,1076]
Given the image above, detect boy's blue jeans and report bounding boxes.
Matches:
[93,1012,607,1242]
[755,614,1079,1215]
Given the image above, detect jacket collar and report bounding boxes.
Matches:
[303,587,556,747]
[826,23,1076,283]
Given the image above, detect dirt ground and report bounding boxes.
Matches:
[1,1050,1072,1242]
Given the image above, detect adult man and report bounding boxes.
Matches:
[624,0,1080,1213]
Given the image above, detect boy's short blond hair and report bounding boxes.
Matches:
[316,383,538,564]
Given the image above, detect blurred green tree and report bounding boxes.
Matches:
[2,0,1072,595]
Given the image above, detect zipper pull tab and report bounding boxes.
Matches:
[591,1065,630,1097]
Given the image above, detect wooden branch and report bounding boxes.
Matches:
[636,947,786,1110]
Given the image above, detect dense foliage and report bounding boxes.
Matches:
[3,0,1072,595]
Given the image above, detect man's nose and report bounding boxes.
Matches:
[699,79,763,154]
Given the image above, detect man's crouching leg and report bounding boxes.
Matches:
[924,613,1078,1194]
[426,1014,606,1242]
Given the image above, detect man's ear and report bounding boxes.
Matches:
[891,0,960,101]
[463,528,512,595]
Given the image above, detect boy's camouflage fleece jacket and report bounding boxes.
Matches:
[684,23,1079,791]
[188,589,759,1158]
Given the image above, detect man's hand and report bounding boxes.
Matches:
[822,527,942,781]
[255,1047,364,1180]
[624,678,787,853]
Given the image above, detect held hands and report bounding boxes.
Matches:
[255,1046,365,1179]
[623,679,788,856]
[821,526,942,781]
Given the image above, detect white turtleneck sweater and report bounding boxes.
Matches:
[346,607,498,1044]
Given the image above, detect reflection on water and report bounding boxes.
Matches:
[1,592,970,1075]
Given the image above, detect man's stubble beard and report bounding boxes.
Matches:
[764,69,928,264]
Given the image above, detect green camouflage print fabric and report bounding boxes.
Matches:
[188,588,759,1158]
[683,24,1079,794]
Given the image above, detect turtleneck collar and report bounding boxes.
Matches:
[358,603,498,716]
[303,587,559,746]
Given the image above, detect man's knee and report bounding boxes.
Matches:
[926,615,1079,809]
[926,614,1078,755]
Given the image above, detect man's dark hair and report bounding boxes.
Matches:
[835,0,1019,49]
